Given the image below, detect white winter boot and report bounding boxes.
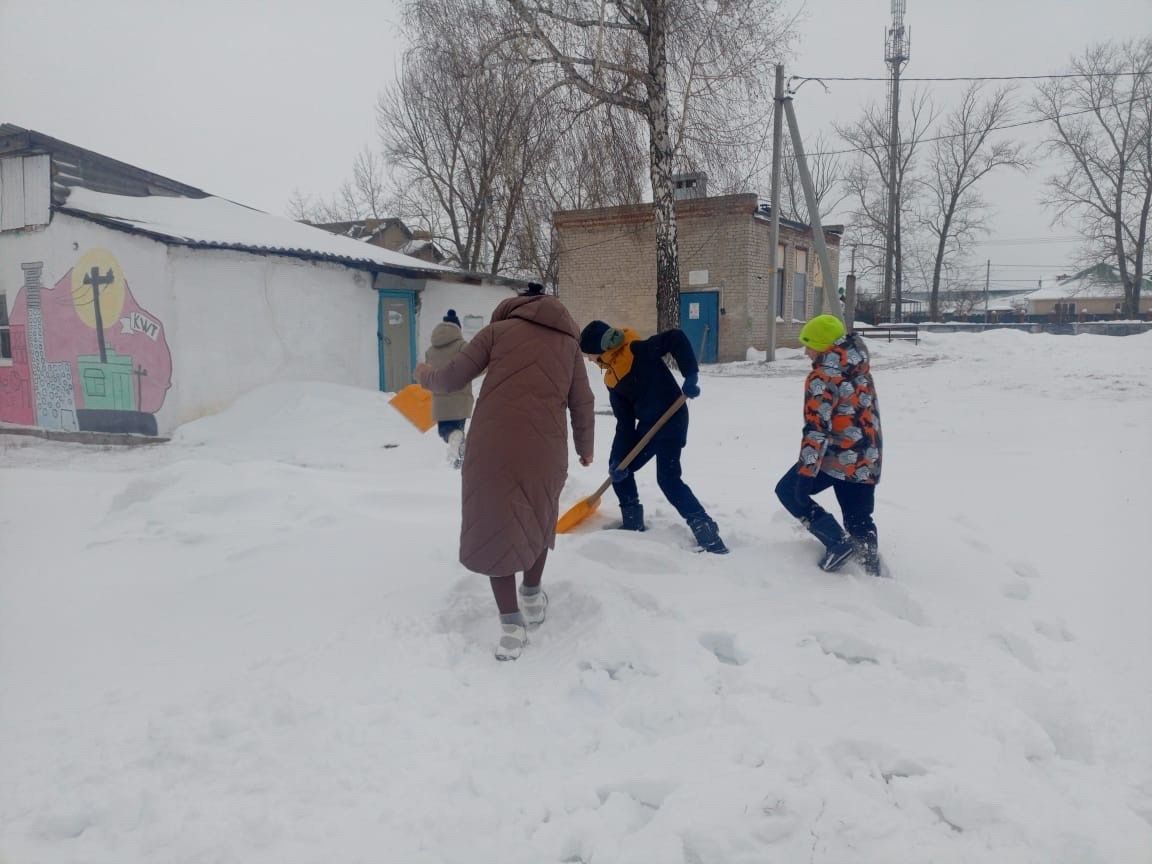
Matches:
[495,612,527,661]
[519,586,548,630]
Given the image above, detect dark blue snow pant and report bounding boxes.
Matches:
[775,463,877,541]
[437,419,465,443]
[612,441,705,519]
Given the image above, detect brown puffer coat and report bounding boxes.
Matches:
[417,294,595,576]
[425,322,474,422]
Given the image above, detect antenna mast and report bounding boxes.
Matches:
[882,0,910,322]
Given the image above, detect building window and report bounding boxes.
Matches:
[793,249,808,321]
[0,291,10,361]
[775,243,786,318]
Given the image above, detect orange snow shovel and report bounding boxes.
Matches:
[557,394,688,534]
[389,383,436,433]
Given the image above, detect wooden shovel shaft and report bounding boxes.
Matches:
[585,393,688,506]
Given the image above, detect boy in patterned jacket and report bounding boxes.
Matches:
[775,314,884,575]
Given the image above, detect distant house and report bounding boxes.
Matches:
[0,124,516,438]
[310,217,451,266]
[310,217,414,251]
[1027,264,1152,319]
[400,236,448,264]
[554,190,842,362]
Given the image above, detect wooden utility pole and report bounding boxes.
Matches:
[845,245,858,328]
[783,95,841,322]
[766,64,784,363]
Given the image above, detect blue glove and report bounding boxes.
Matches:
[682,374,700,399]
[609,461,630,483]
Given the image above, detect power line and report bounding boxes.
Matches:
[805,95,1146,157]
[793,72,1146,83]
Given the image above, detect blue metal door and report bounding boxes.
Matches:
[679,291,719,362]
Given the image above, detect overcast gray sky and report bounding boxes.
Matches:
[2,0,1149,290]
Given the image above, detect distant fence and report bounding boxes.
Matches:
[909,321,1152,337]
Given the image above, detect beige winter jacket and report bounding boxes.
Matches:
[417,295,595,576]
[424,322,474,422]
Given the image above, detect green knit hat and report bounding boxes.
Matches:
[798,314,846,351]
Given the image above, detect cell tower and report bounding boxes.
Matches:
[882,0,910,321]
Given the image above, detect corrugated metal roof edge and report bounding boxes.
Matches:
[57,206,466,282]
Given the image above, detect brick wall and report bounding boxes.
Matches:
[750,216,841,349]
[555,194,841,360]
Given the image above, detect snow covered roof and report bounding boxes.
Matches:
[1028,264,1152,301]
[59,187,458,275]
[982,292,1035,312]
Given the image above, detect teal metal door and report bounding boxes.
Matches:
[679,291,719,363]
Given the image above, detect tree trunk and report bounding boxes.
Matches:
[929,233,946,321]
[929,205,955,321]
[1130,175,1151,317]
[646,0,680,332]
[894,205,903,323]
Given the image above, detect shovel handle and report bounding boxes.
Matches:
[586,394,688,503]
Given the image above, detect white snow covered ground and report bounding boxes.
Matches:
[2,330,1150,863]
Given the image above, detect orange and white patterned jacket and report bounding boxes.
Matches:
[798,333,883,484]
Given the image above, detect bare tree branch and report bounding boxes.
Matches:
[1033,37,1152,317]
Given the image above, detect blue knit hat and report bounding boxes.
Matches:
[443,309,461,327]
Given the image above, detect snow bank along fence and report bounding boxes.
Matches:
[855,324,920,343]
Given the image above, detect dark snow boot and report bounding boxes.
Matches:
[619,503,646,532]
[806,513,855,572]
[854,532,881,577]
[687,513,729,554]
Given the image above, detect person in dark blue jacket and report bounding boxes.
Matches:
[579,320,728,554]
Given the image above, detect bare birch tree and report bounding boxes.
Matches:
[919,84,1029,320]
[1033,38,1152,318]
[493,0,791,329]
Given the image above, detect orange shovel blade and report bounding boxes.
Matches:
[556,495,601,534]
[388,384,436,433]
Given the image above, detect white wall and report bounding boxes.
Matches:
[167,248,379,427]
[1,213,380,435]
[417,279,517,356]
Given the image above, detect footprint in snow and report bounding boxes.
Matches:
[863,579,929,626]
[698,631,750,666]
[806,631,881,665]
[991,632,1041,671]
[1002,580,1032,600]
[575,534,680,573]
[1009,559,1042,579]
[1033,618,1076,642]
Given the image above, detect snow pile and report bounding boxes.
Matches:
[1,330,1150,863]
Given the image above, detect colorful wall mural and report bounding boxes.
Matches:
[0,249,172,436]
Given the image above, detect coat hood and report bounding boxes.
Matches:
[814,332,872,380]
[491,294,580,340]
[430,321,464,348]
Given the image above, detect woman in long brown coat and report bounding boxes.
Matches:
[415,289,595,661]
